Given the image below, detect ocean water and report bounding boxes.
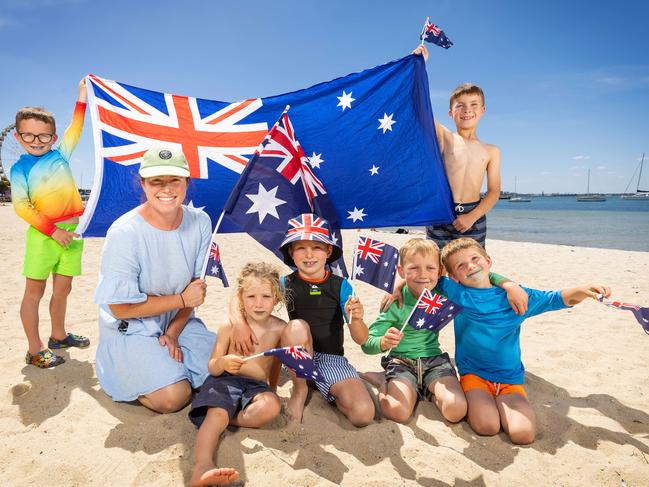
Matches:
[398,196,649,252]
[487,196,649,252]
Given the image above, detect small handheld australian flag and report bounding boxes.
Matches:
[420,17,453,49]
[598,295,649,335]
[407,288,462,334]
[205,242,229,287]
[263,345,323,382]
[352,235,399,292]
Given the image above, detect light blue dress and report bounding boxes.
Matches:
[94,206,217,402]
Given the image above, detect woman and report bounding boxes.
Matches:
[95,146,216,413]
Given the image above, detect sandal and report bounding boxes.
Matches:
[48,333,90,349]
[25,349,65,368]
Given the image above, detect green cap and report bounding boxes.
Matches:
[139,146,190,178]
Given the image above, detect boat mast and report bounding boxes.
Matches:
[637,153,645,193]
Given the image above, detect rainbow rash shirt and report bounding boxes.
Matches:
[10,102,86,236]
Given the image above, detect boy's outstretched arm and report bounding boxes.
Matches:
[453,145,501,233]
[561,284,611,306]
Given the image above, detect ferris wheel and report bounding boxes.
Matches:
[0,123,24,183]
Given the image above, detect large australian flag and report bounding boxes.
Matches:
[78,55,454,236]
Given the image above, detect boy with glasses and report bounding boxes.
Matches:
[10,79,90,368]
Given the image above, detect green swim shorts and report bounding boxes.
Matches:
[23,224,84,280]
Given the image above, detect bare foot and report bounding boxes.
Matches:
[360,371,386,392]
[287,387,308,423]
[190,464,239,486]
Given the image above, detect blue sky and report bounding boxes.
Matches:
[0,0,647,194]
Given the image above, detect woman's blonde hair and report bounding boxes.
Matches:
[236,262,285,316]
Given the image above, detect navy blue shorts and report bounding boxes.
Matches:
[426,200,487,249]
[189,373,272,428]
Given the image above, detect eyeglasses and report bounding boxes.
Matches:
[18,132,54,144]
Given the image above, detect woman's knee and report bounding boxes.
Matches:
[141,381,191,413]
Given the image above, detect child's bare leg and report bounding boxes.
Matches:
[191,408,239,486]
[376,378,417,423]
[21,278,47,354]
[281,319,311,422]
[138,380,192,413]
[429,376,467,423]
[231,392,281,428]
[50,274,73,341]
[465,389,501,436]
[330,378,375,427]
[496,393,536,445]
[359,371,386,391]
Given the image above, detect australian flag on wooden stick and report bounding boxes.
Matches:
[599,296,649,335]
[420,19,453,49]
[220,107,348,276]
[263,346,323,382]
[408,288,462,334]
[205,242,229,287]
[352,235,399,292]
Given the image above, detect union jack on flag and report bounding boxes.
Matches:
[266,112,325,207]
[407,287,462,334]
[352,235,399,292]
[262,345,323,382]
[86,74,268,178]
[356,236,384,264]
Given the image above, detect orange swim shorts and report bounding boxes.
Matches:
[460,373,527,398]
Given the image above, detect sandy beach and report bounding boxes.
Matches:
[1,204,648,487]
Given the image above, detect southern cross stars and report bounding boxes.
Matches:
[245,183,286,224]
[347,207,367,222]
[308,152,324,169]
[337,90,355,111]
[369,165,379,176]
[378,113,396,133]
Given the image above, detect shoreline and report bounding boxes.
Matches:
[2,206,649,486]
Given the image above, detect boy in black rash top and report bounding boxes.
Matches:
[229,214,374,425]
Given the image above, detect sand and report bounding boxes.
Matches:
[1,204,648,487]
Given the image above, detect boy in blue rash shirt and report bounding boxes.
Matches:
[439,237,611,445]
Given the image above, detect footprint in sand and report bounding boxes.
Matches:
[11,383,31,397]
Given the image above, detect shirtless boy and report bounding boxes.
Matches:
[414,44,501,248]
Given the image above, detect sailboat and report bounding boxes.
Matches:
[621,153,649,200]
[576,169,606,202]
[509,176,531,203]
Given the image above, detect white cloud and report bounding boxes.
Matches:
[540,171,552,175]
[572,155,591,160]
[570,165,585,170]
[597,165,606,170]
